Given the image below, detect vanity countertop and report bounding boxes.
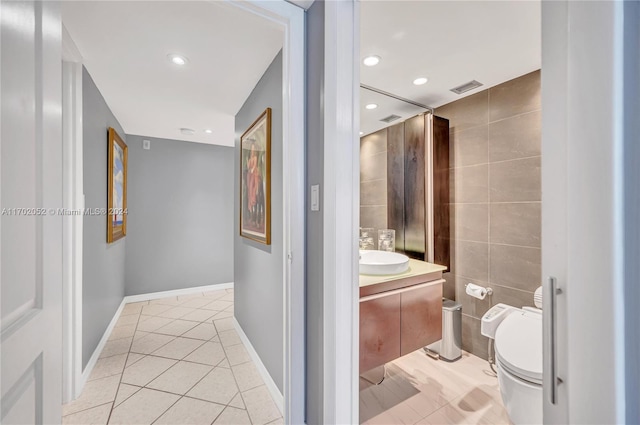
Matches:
[359,258,447,288]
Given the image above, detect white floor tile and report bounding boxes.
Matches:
[229,393,245,409]
[136,315,174,333]
[182,322,217,340]
[108,388,179,425]
[99,338,133,359]
[211,310,234,320]
[218,329,242,347]
[157,306,198,319]
[114,314,139,327]
[213,317,235,333]
[121,355,177,387]
[108,324,136,341]
[201,300,233,312]
[212,407,251,425]
[232,361,264,392]
[184,341,226,366]
[121,303,144,316]
[62,375,120,416]
[242,385,281,425]
[124,353,145,368]
[140,303,173,317]
[147,361,212,395]
[154,396,225,425]
[180,309,217,323]
[154,319,199,337]
[152,337,205,360]
[130,333,175,354]
[180,297,215,309]
[186,367,239,405]
[62,402,112,425]
[114,384,141,408]
[88,354,127,381]
[224,343,251,366]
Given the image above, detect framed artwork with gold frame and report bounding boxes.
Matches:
[240,108,271,245]
[107,127,128,243]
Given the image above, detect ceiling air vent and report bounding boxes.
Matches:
[450,80,483,95]
[380,114,401,123]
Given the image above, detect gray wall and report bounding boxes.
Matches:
[436,70,541,359]
[82,68,127,368]
[124,135,234,296]
[305,2,324,423]
[234,51,283,392]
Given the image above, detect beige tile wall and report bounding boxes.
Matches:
[360,129,388,233]
[436,70,541,359]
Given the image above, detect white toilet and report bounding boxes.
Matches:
[494,308,542,424]
[480,289,543,425]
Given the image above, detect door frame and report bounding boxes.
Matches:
[60,1,306,422]
[322,1,360,424]
[61,25,84,404]
[226,1,306,422]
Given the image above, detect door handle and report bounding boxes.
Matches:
[545,276,562,404]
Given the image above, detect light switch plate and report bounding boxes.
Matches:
[311,184,320,211]
[143,139,151,150]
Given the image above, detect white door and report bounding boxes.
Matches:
[541,1,631,423]
[1,1,63,424]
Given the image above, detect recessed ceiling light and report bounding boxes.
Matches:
[359,132,364,136]
[180,128,195,135]
[168,54,188,66]
[363,55,381,67]
[413,77,428,86]
[365,103,378,110]
[204,129,213,134]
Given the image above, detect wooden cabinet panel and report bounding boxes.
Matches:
[359,293,401,373]
[400,283,443,356]
[432,116,450,270]
[403,115,426,259]
[387,122,405,253]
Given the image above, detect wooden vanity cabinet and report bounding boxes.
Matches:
[359,278,443,374]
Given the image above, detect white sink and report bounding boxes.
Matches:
[359,250,410,275]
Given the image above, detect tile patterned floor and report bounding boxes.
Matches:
[63,289,283,425]
[360,350,513,425]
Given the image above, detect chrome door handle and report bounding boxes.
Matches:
[545,276,562,404]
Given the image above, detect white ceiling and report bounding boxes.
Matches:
[62,1,283,147]
[360,0,541,135]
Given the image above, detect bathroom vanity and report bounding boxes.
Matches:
[359,259,447,373]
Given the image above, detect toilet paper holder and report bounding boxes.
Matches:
[465,283,493,300]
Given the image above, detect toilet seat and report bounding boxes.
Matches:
[494,309,542,385]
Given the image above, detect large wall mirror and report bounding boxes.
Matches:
[360,86,450,269]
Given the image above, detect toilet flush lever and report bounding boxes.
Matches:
[545,276,563,405]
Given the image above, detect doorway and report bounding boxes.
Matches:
[59,1,305,424]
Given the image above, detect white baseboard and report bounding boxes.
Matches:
[233,318,284,415]
[78,282,234,395]
[123,282,234,303]
[79,298,126,389]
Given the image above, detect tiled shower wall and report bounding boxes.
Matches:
[436,70,542,359]
[360,129,388,233]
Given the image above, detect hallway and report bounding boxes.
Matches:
[62,289,283,425]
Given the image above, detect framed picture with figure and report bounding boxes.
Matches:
[107,127,127,243]
[240,108,271,245]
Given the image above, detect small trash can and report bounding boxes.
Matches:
[425,299,462,361]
